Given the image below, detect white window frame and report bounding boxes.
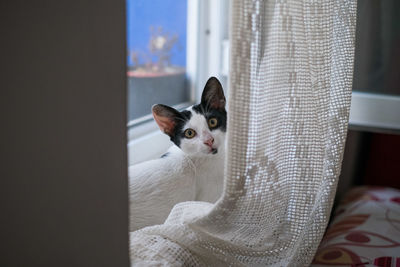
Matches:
[349,92,400,134]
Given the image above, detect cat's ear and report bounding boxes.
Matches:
[201,77,226,110]
[152,104,181,137]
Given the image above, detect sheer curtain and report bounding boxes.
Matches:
[130,0,357,265]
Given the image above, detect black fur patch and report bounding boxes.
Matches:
[192,104,227,132]
[169,110,192,147]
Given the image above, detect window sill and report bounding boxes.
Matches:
[127,121,172,166]
[349,91,400,134]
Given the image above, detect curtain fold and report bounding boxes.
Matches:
[130,0,357,265]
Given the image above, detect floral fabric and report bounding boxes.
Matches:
[312,186,400,267]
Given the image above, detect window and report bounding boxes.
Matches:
[349,0,400,133]
[126,0,190,125]
[126,0,192,165]
[126,0,400,167]
[126,0,230,165]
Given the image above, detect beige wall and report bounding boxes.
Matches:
[0,1,129,266]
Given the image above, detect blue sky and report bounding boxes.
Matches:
[126,0,187,67]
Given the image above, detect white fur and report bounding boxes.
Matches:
[129,109,226,232]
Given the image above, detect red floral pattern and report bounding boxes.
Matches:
[312,186,400,267]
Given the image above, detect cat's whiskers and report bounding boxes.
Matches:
[200,102,211,117]
[173,116,188,123]
[205,102,212,115]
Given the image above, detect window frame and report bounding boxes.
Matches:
[127,0,230,165]
[127,0,400,166]
[348,92,400,134]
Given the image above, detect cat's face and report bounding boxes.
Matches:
[152,77,227,156]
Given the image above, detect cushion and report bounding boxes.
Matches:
[312,186,400,267]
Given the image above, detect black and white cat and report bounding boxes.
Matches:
[129,77,227,231]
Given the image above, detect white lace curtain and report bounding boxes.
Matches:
[130,0,357,265]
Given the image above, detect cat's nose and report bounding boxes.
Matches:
[204,137,214,148]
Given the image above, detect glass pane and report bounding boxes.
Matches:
[126,0,189,122]
[353,0,400,96]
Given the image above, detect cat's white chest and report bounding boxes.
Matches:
[129,145,225,231]
[191,151,225,203]
[164,145,225,203]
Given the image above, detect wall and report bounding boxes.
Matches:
[363,133,400,189]
[0,1,129,266]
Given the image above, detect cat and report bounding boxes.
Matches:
[129,77,227,231]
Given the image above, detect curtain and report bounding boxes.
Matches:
[130,0,357,265]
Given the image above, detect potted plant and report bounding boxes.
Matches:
[127,26,188,122]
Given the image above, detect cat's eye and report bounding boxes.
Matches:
[184,128,196,138]
[208,118,218,128]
